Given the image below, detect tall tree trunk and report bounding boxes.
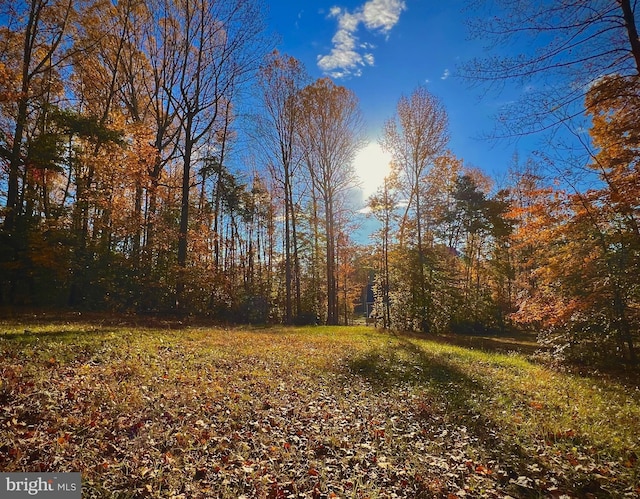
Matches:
[312,191,322,321]
[383,208,391,329]
[5,0,39,232]
[5,99,28,232]
[284,175,293,323]
[133,182,143,266]
[290,188,302,318]
[144,175,159,269]
[325,196,338,325]
[176,115,194,311]
[415,187,430,332]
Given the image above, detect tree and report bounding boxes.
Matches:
[444,172,512,332]
[167,0,267,310]
[136,0,181,277]
[64,0,145,306]
[336,230,361,325]
[507,138,639,365]
[1,0,76,231]
[461,2,640,361]
[256,51,309,323]
[462,0,640,137]
[381,85,449,332]
[367,172,400,329]
[296,77,364,325]
[578,74,639,363]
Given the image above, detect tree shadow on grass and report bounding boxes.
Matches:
[347,337,609,498]
[0,327,120,343]
[349,338,467,388]
[0,327,141,369]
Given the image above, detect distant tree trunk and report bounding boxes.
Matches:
[373,176,397,329]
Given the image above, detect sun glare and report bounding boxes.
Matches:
[353,142,393,200]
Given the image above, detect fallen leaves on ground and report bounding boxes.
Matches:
[0,324,638,498]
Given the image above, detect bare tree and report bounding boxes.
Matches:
[461,0,640,137]
[297,78,364,325]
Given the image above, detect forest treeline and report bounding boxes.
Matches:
[0,0,638,366]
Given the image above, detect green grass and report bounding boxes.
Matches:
[1,322,638,498]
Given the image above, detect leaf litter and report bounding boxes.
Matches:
[0,324,638,498]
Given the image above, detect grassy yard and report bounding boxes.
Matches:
[1,322,639,498]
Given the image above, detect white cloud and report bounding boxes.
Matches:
[362,0,404,32]
[441,68,450,80]
[317,0,406,78]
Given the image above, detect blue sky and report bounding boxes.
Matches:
[264,0,537,200]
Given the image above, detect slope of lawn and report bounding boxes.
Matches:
[1,322,639,498]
